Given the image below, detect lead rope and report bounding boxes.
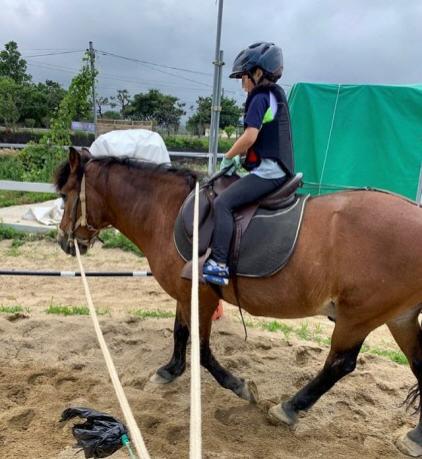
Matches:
[190,182,202,459]
[74,240,151,459]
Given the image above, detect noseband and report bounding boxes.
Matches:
[58,173,101,248]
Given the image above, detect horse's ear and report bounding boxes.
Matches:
[80,147,92,162]
[69,147,81,174]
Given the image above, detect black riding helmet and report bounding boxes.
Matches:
[229,42,283,82]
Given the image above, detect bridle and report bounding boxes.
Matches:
[58,172,102,249]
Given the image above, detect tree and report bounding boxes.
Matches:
[96,96,110,118]
[0,77,21,127]
[0,41,31,84]
[19,51,96,181]
[224,125,236,139]
[126,89,185,132]
[111,89,131,115]
[19,80,66,127]
[102,110,122,120]
[187,96,242,135]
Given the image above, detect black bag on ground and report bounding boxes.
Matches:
[60,407,128,458]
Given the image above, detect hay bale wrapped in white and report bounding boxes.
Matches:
[90,129,171,164]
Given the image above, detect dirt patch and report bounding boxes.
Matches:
[0,240,417,458]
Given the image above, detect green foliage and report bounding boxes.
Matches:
[0,41,31,84]
[187,96,242,135]
[164,135,235,152]
[0,77,21,127]
[102,110,122,120]
[131,309,175,320]
[365,347,408,365]
[0,305,28,314]
[0,190,55,208]
[0,223,57,243]
[19,52,95,181]
[101,229,144,256]
[46,304,90,316]
[111,89,131,114]
[126,89,185,131]
[224,125,236,139]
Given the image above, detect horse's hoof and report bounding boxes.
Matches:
[149,372,171,384]
[267,402,298,427]
[396,433,422,457]
[238,380,259,403]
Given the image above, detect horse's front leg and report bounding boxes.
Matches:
[199,301,258,403]
[150,301,189,384]
[268,320,368,425]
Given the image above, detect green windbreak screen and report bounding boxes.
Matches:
[288,83,422,199]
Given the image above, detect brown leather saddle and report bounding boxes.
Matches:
[174,170,304,279]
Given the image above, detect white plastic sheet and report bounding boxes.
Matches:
[90,129,170,164]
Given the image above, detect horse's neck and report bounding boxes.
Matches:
[98,167,190,260]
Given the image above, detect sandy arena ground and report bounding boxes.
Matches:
[0,239,418,458]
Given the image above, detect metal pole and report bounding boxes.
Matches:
[88,41,97,136]
[0,270,153,277]
[212,50,224,173]
[208,0,224,176]
[416,162,422,204]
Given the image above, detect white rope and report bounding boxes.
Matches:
[74,240,151,459]
[190,181,202,459]
[318,83,341,195]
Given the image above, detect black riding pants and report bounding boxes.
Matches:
[211,173,288,264]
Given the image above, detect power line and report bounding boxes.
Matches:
[97,50,213,89]
[96,49,212,76]
[27,61,214,93]
[23,50,85,58]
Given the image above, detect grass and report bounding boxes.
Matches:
[0,305,29,314]
[0,223,57,242]
[131,309,175,320]
[45,304,109,316]
[100,229,143,256]
[251,318,408,366]
[0,190,56,208]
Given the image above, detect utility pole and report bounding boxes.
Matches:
[88,41,97,135]
[208,0,225,176]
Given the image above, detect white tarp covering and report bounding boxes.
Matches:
[23,129,170,226]
[90,129,171,164]
[23,198,63,226]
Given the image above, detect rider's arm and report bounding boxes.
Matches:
[225,92,269,160]
[225,127,259,159]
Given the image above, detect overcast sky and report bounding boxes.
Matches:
[1,0,421,115]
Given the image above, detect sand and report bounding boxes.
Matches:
[0,239,418,458]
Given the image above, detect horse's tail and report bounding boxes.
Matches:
[403,383,421,415]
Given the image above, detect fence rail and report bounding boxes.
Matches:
[0,143,224,159]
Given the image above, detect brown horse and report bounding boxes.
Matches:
[56,147,422,457]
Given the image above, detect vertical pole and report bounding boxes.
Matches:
[211,50,224,173]
[416,162,422,204]
[88,41,97,136]
[208,0,224,176]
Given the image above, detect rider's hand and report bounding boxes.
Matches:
[220,156,240,176]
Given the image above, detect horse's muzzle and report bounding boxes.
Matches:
[57,233,89,256]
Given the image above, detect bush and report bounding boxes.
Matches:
[24,119,36,128]
[163,135,235,152]
[18,143,66,182]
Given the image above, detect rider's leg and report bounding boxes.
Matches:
[204,173,286,284]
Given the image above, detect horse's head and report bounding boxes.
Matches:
[55,147,108,256]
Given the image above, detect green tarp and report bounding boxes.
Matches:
[288,82,422,199]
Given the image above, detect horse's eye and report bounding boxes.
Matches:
[60,193,66,201]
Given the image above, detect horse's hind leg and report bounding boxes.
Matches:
[268,320,368,426]
[387,307,422,457]
[150,301,189,384]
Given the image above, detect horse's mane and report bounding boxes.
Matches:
[54,155,200,191]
